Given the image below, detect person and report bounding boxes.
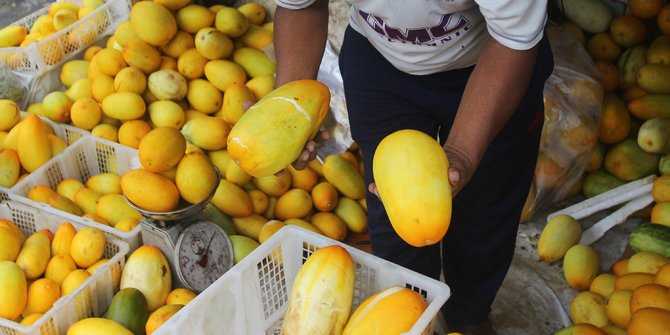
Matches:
[273,1,555,333]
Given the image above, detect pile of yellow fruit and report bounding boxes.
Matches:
[0,107,69,188]
[0,0,109,67]
[0,220,109,326]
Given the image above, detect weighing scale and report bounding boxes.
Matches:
[125,169,234,294]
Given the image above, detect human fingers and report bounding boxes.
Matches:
[368,183,380,200]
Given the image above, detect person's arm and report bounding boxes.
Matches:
[273,0,331,170]
[274,0,330,86]
[444,37,539,195]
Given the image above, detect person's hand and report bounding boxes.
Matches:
[443,143,475,197]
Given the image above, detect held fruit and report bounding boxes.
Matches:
[227,80,330,177]
[372,129,451,247]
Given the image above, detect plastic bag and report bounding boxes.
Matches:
[521,25,604,222]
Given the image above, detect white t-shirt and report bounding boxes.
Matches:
[275,0,547,75]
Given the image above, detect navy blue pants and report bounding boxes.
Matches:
[338,26,554,325]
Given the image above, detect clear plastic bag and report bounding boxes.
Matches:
[522,25,604,222]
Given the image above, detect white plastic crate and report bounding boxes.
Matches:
[154,225,451,335]
[0,200,129,335]
[0,113,89,204]
[0,0,131,75]
[8,134,143,251]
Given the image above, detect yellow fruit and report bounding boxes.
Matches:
[570,291,608,327]
[51,221,77,257]
[160,31,194,59]
[86,258,109,274]
[342,286,428,335]
[113,67,147,94]
[275,188,313,220]
[627,251,669,274]
[323,154,366,200]
[586,33,622,63]
[23,278,60,316]
[630,283,670,313]
[194,27,233,60]
[121,169,181,212]
[311,212,347,241]
[130,1,177,46]
[227,80,330,177]
[231,213,267,241]
[285,218,323,235]
[0,261,28,320]
[176,48,207,80]
[120,245,172,312]
[146,304,184,335]
[333,197,368,234]
[42,91,73,123]
[629,0,664,19]
[83,213,110,226]
[70,97,102,130]
[220,83,256,125]
[0,149,20,188]
[20,313,44,326]
[237,24,272,50]
[186,79,223,114]
[311,181,339,212]
[60,60,90,88]
[118,119,152,149]
[101,92,146,121]
[91,74,116,102]
[245,74,275,100]
[53,9,78,31]
[657,263,670,286]
[166,288,196,305]
[0,99,20,131]
[373,129,450,246]
[16,232,51,280]
[258,219,286,243]
[606,289,633,329]
[122,39,162,74]
[48,193,84,216]
[0,25,28,47]
[66,78,94,101]
[70,227,106,268]
[148,100,185,129]
[610,15,647,48]
[281,245,354,335]
[175,151,219,204]
[147,69,188,101]
[28,185,59,203]
[247,189,269,215]
[154,0,191,10]
[67,318,133,335]
[86,173,122,195]
[614,272,656,291]
[225,159,252,186]
[252,172,292,197]
[589,273,617,298]
[91,123,119,142]
[237,2,266,25]
[0,226,21,261]
[176,4,215,34]
[563,244,601,291]
[537,214,582,263]
[138,127,186,173]
[232,47,276,78]
[204,59,247,92]
[211,179,254,217]
[181,116,230,150]
[93,48,128,77]
[72,187,102,215]
[114,217,140,232]
[627,307,670,335]
[215,6,248,37]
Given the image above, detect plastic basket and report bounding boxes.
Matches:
[8,134,143,251]
[0,113,90,205]
[0,0,131,75]
[0,200,129,335]
[154,225,451,335]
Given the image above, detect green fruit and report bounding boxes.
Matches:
[659,154,670,175]
[229,234,259,264]
[629,223,670,258]
[604,138,659,181]
[582,169,625,198]
[105,287,149,335]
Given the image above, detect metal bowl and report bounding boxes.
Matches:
[124,166,221,221]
